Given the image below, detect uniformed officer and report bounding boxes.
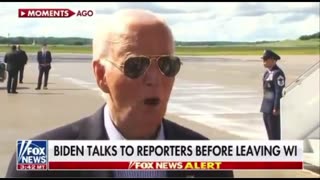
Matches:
[260,49,286,140]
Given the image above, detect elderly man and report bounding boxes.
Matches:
[6,9,233,178]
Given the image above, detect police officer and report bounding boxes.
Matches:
[260,49,286,140]
[4,45,19,94]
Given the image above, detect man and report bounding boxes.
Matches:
[16,45,28,84]
[6,9,233,178]
[260,49,286,140]
[4,45,19,94]
[36,44,52,90]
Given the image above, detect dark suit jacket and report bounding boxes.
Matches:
[6,104,234,178]
[17,50,28,68]
[4,50,19,72]
[37,51,52,69]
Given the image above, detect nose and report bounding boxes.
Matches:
[142,60,161,87]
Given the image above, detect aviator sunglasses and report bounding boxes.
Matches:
[104,55,182,79]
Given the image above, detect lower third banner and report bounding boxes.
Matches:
[47,161,303,170]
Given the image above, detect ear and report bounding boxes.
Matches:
[92,60,109,93]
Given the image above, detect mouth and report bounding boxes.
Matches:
[144,97,160,106]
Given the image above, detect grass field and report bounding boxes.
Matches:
[0,39,319,55]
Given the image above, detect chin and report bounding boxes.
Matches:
[144,111,163,120]
[144,110,164,122]
[133,104,166,120]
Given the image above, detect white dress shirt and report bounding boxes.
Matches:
[103,104,167,178]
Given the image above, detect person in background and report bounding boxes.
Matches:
[4,45,19,94]
[16,44,28,84]
[260,49,286,140]
[36,44,52,90]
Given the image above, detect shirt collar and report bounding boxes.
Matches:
[268,64,278,72]
[104,104,165,140]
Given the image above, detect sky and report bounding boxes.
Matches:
[0,2,319,42]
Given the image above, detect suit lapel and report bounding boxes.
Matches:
[163,119,184,140]
[76,103,114,177]
[77,103,109,140]
[163,120,195,178]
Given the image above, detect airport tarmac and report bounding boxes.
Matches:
[2,53,316,139]
[0,54,319,177]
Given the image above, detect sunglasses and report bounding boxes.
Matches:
[104,55,182,79]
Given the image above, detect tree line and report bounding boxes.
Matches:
[0,37,278,46]
[0,36,92,45]
[298,32,320,40]
[0,32,318,46]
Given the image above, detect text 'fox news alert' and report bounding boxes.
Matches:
[18,9,94,18]
[17,140,304,171]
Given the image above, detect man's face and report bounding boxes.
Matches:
[102,21,176,128]
[263,58,275,68]
[42,46,47,52]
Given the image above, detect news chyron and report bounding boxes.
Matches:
[18,8,94,18]
[16,140,48,170]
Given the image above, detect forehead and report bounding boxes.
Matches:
[96,11,174,61]
[115,27,173,59]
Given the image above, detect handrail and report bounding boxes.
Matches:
[283,61,320,96]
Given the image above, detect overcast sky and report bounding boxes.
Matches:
[1,2,319,42]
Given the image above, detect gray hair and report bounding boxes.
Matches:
[92,9,174,99]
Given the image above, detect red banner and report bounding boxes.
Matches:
[18,9,75,18]
[48,161,303,170]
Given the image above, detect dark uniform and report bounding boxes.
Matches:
[260,50,286,140]
[17,47,28,83]
[4,46,20,94]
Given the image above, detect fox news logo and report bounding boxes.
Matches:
[17,140,47,170]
